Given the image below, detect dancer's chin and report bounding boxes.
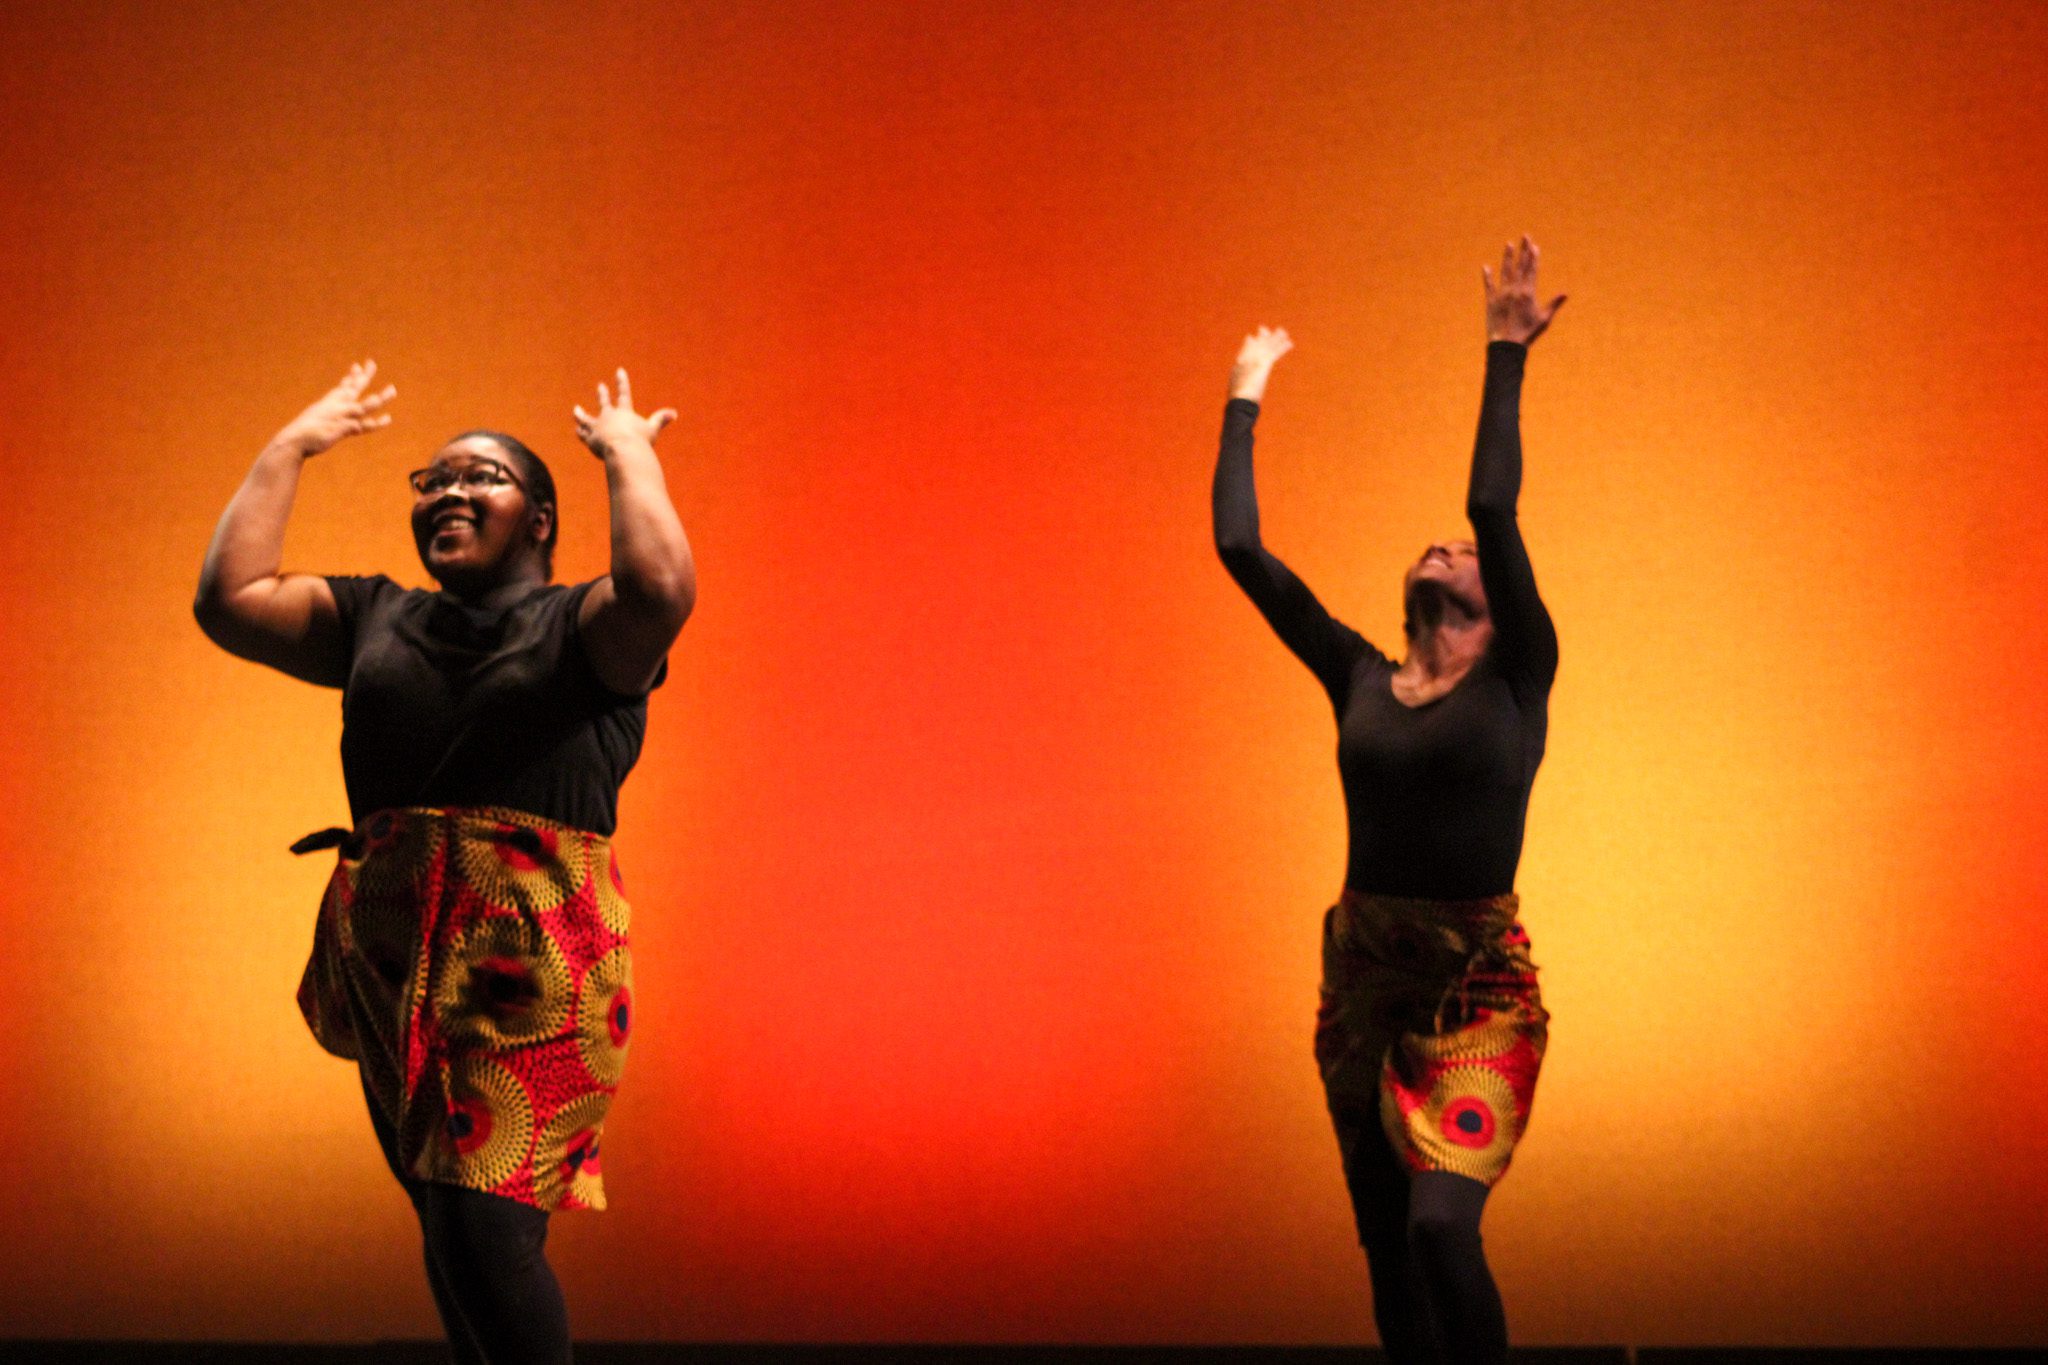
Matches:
[1404,580,1480,632]
[423,538,484,570]
[422,550,488,595]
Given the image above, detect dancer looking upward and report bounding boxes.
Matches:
[1212,239,1563,1365]
[194,362,691,1365]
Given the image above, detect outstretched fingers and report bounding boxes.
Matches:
[575,368,673,450]
[1236,325,1294,366]
[1480,235,1566,344]
[337,367,394,434]
[340,395,394,436]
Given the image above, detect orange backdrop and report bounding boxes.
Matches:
[2,0,2044,1348]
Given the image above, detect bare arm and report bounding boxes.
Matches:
[572,367,693,696]
[192,361,396,685]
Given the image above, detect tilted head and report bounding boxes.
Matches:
[1401,538,1489,640]
[409,431,558,593]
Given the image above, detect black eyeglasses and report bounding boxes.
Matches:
[408,459,528,498]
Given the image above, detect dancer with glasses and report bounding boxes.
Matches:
[195,362,692,1365]
[1212,239,1564,1365]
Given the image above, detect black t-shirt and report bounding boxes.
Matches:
[321,575,663,836]
[1212,343,1558,899]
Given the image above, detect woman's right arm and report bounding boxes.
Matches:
[192,361,395,684]
[1213,327,1373,700]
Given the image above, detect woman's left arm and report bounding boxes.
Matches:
[1468,237,1562,693]
[573,367,694,695]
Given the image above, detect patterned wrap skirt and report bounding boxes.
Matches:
[295,806,634,1212]
[1314,888,1547,1186]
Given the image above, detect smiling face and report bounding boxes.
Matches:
[1401,538,1489,635]
[410,435,553,591]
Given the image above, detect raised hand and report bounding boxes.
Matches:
[573,367,677,458]
[1229,325,1295,403]
[1484,237,1566,346]
[273,361,397,457]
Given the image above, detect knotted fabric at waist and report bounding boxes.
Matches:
[291,806,613,861]
[1316,887,1547,1187]
[1323,887,1534,1035]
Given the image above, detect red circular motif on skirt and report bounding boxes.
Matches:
[449,1098,494,1155]
[608,986,632,1047]
[565,1127,602,1177]
[492,826,557,872]
[1440,1097,1496,1148]
[474,955,542,1020]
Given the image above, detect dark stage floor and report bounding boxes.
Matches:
[2,1346,2038,1364]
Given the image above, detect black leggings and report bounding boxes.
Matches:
[364,1077,573,1365]
[1331,1098,1507,1365]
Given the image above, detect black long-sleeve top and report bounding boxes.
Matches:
[1213,341,1558,900]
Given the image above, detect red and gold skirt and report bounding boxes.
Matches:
[295,806,634,1212]
[1315,888,1547,1187]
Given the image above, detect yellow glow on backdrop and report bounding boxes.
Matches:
[1,0,2044,1347]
